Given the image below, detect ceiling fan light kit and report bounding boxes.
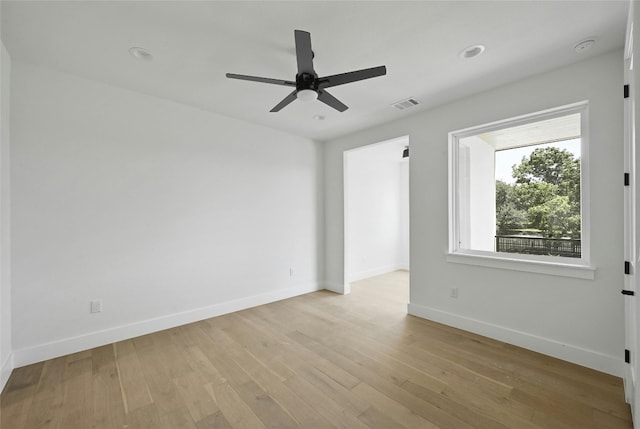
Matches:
[226,30,387,112]
[297,89,318,102]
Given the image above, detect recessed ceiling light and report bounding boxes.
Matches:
[129,47,153,61]
[574,39,595,54]
[312,115,325,121]
[459,44,485,59]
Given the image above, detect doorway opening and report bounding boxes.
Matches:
[343,136,409,298]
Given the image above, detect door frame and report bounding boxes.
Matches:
[624,0,638,422]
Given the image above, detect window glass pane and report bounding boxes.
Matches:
[495,137,581,258]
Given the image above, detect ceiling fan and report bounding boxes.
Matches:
[226,30,387,113]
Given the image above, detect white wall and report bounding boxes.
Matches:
[0,41,12,391]
[461,135,496,251]
[10,61,324,366]
[324,50,624,375]
[345,137,409,283]
[399,157,410,269]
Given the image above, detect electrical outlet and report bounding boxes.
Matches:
[450,288,459,299]
[90,300,102,313]
[289,267,295,277]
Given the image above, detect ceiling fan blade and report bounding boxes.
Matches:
[318,65,387,89]
[226,73,295,87]
[270,90,298,112]
[317,89,348,112]
[294,30,315,75]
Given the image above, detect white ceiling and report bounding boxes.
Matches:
[0,1,629,141]
[478,113,581,150]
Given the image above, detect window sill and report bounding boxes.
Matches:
[446,251,595,280]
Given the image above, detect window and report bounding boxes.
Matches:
[448,102,592,278]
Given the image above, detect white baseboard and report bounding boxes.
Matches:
[408,302,623,377]
[13,283,323,369]
[348,264,407,283]
[0,352,13,393]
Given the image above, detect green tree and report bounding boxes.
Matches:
[512,147,581,204]
[496,146,581,238]
[514,182,558,213]
[495,180,526,234]
[527,196,572,238]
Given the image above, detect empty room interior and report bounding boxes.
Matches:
[1,1,640,428]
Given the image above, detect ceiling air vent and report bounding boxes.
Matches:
[391,98,420,110]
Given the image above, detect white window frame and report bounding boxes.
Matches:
[447,101,594,279]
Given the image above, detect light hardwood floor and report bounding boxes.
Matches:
[0,270,633,428]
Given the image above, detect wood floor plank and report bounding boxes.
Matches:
[357,405,406,429]
[214,312,298,381]
[302,320,450,394]
[21,357,67,429]
[235,307,364,389]
[195,410,234,429]
[173,371,219,423]
[159,406,198,429]
[330,314,577,428]
[233,380,299,429]
[123,403,163,429]
[592,406,634,429]
[410,324,630,417]
[287,328,475,429]
[283,374,371,429]
[352,381,440,429]
[139,369,185,418]
[113,341,153,414]
[0,270,633,428]
[3,362,43,393]
[206,324,337,428]
[92,345,127,429]
[0,379,37,429]
[180,344,227,386]
[59,357,94,429]
[297,365,370,417]
[205,381,267,429]
[0,362,45,429]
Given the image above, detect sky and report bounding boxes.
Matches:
[494,138,581,184]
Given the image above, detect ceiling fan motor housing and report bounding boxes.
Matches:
[296,72,318,92]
